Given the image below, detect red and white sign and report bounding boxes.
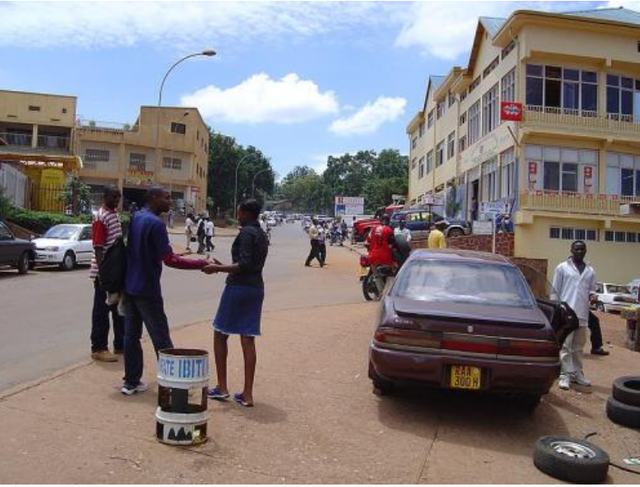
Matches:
[190,186,201,193]
[500,101,523,122]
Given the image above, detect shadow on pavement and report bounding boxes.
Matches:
[376,386,571,457]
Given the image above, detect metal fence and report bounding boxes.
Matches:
[29,183,65,212]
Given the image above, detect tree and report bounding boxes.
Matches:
[60,175,91,215]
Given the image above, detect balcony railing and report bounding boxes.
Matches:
[0,132,32,147]
[519,190,639,217]
[523,106,640,138]
[0,132,70,154]
[76,119,138,133]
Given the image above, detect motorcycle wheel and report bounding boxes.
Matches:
[362,271,380,301]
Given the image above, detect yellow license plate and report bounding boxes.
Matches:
[359,266,370,277]
[450,365,482,390]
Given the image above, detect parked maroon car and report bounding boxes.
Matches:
[369,249,578,409]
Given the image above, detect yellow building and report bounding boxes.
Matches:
[407,7,640,284]
[76,106,209,212]
[0,89,82,211]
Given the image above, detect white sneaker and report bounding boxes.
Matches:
[121,382,149,395]
[571,372,592,387]
[558,375,571,390]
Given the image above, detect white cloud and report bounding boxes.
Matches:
[181,73,339,124]
[0,1,392,49]
[329,97,406,136]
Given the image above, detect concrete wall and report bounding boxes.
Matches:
[0,90,76,128]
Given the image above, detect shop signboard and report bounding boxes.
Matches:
[335,196,364,216]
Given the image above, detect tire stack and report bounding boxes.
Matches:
[606,376,640,429]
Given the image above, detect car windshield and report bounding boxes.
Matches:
[43,225,79,240]
[607,285,631,294]
[393,260,535,308]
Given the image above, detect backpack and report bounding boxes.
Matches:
[98,238,127,293]
[197,219,206,237]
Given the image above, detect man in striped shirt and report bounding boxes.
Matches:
[89,186,124,362]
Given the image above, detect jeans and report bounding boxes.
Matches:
[123,293,173,386]
[588,311,604,351]
[560,325,587,377]
[205,235,214,251]
[91,280,124,353]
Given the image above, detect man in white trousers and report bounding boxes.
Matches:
[551,240,597,391]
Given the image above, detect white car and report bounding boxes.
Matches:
[33,224,93,271]
[267,217,277,227]
[628,279,640,297]
[593,282,639,313]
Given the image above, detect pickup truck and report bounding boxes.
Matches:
[389,209,472,239]
[352,204,404,243]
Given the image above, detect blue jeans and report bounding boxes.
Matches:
[123,293,173,386]
[91,280,124,353]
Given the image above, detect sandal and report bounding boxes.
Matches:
[207,386,230,400]
[234,393,254,408]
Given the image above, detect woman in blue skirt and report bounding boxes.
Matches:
[202,199,269,407]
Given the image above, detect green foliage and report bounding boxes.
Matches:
[207,131,275,213]
[280,149,408,214]
[445,184,462,219]
[60,175,92,215]
[225,217,238,227]
[6,207,92,235]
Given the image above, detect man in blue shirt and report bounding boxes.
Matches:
[122,187,209,395]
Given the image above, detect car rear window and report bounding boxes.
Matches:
[393,260,535,308]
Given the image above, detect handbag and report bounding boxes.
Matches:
[190,236,197,242]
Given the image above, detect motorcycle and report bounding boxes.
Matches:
[330,227,344,246]
[359,254,395,301]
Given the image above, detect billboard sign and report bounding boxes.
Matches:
[500,101,523,122]
[335,196,364,216]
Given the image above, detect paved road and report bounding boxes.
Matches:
[0,223,362,392]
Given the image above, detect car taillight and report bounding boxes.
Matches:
[360,255,370,267]
[497,339,559,358]
[374,329,441,349]
[441,337,498,355]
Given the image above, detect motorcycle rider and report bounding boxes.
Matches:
[366,214,396,295]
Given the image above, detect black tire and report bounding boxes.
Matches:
[447,227,464,238]
[362,272,379,301]
[533,435,609,484]
[612,376,640,407]
[606,396,640,428]
[60,251,76,271]
[17,252,30,275]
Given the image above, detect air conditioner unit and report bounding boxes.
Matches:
[620,202,640,216]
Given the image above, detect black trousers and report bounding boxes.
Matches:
[588,311,604,351]
[91,280,124,353]
[318,242,327,264]
[305,240,323,265]
[205,235,214,251]
[197,234,205,253]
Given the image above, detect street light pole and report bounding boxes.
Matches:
[155,49,216,210]
[251,167,270,198]
[233,153,257,217]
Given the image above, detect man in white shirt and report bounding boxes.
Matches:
[551,240,597,390]
[204,217,215,252]
[304,219,323,267]
[394,220,412,243]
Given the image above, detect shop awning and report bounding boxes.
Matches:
[0,152,83,171]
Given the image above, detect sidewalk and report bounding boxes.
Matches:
[1,305,638,483]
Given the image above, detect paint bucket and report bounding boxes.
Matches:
[156,348,209,446]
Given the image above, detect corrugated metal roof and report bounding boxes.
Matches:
[560,7,640,26]
[429,75,447,90]
[479,16,506,37]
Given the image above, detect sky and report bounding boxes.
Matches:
[1,0,637,179]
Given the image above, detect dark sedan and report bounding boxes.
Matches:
[0,221,35,274]
[369,249,578,409]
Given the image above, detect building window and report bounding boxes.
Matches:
[448,92,456,108]
[84,148,110,164]
[163,157,183,170]
[435,141,444,168]
[419,122,425,137]
[482,158,499,202]
[418,156,425,179]
[460,90,468,102]
[447,132,455,160]
[427,109,435,128]
[412,137,417,150]
[468,101,481,146]
[482,84,500,136]
[529,145,597,193]
[606,74,637,122]
[28,105,41,112]
[604,230,640,243]
[501,40,515,60]
[411,157,417,170]
[606,152,640,196]
[483,56,500,79]
[550,227,598,241]
[459,136,467,153]
[500,147,515,198]
[437,101,446,119]
[62,108,67,114]
[460,111,467,125]
[469,76,481,93]
[129,153,146,171]
[171,122,186,134]
[526,64,597,114]
[426,150,434,174]
[501,69,516,102]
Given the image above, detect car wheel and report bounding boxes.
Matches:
[17,252,30,275]
[362,272,379,301]
[596,302,605,312]
[533,435,609,484]
[612,376,640,408]
[60,251,76,271]
[606,396,640,428]
[447,227,464,238]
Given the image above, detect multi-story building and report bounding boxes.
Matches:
[0,89,210,213]
[0,89,82,210]
[76,106,209,212]
[407,7,640,283]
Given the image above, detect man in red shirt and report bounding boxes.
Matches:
[366,214,396,294]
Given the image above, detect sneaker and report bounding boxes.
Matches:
[591,348,610,356]
[558,375,571,390]
[207,386,230,400]
[91,351,118,362]
[121,382,148,395]
[571,372,592,387]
